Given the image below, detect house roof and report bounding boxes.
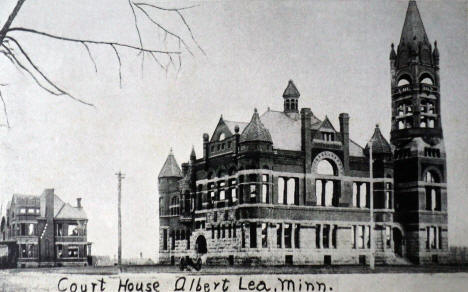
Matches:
[158,150,183,178]
[55,201,87,220]
[349,140,365,157]
[240,109,272,143]
[400,1,429,49]
[365,125,392,154]
[11,194,40,207]
[260,110,301,150]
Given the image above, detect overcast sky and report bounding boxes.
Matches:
[0,0,467,259]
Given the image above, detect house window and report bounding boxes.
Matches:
[284,224,292,248]
[331,225,337,248]
[322,225,330,249]
[278,177,285,204]
[427,226,437,249]
[358,226,365,249]
[286,178,296,205]
[57,244,63,258]
[163,229,168,250]
[27,223,35,236]
[277,224,282,248]
[316,180,322,206]
[241,224,245,248]
[68,246,79,257]
[352,183,358,207]
[294,224,300,249]
[316,224,321,248]
[249,185,257,203]
[261,223,268,248]
[425,171,441,211]
[28,208,35,214]
[261,174,269,203]
[250,223,257,248]
[68,223,79,236]
[20,208,26,214]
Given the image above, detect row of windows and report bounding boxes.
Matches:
[210,141,233,153]
[397,117,436,130]
[56,223,86,237]
[57,244,87,258]
[11,223,36,236]
[424,148,441,158]
[19,244,37,258]
[396,101,435,117]
[18,208,40,215]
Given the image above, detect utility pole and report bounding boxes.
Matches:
[115,171,125,269]
[368,139,375,270]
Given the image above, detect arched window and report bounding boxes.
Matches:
[397,75,411,86]
[419,74,434,85]
[287,178,296,205]
[277,177,285,204]
[398,120,405,130]
[316,180,323,206]
[352,183,358,207]
[219,133,226,141]
[317,160,335,176]
[425,170,441,211]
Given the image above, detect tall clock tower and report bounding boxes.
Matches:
[390,1,448,264]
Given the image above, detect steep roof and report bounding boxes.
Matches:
[158,150,183,178]
[349,140,365,157]
[283,80,300,98]
[400,1,429,47]
[317,116,336,132]
[365,125,392,154]
[240,109,272,143]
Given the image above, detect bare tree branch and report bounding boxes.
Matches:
[82,43,98,73]
[5,37,95,106]
[134,2,206,56]
[132,4,194,56]
[7,27,181,55]
[127,0,145,74]
[110,44,123,88]
[0,0,26,45]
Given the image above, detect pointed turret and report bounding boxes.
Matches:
[190,146,196,162]
[240,109,272,143]
[400,1,430,49]
[283,80,300,113]
[158,149,183,178]
[365,125,392,155]
[390,43,397,60]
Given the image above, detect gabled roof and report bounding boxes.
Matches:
[55,201,87,220]
[400,1,429,47]
[317,116,337,132]
[350,140,365,157]
[365,125,392,154]
[283,80,300,98]
[240,109,272,143]
[158,150,182,178]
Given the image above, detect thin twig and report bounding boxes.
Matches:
[110,44,122,88]
[0,88,10,128]
[82,43,98,73]
[133,2,205,55]
[127,0,145,74]
[132,4,194,56]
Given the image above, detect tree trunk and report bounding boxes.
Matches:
[0,0,26,45]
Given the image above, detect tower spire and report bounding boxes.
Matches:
[400,0,429,47]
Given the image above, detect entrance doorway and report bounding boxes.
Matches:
[393,228,403,256]
[195,235,207,254]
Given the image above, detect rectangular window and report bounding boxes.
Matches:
[352,226,356,249]
[27,223,35,236]
[250,223,257,248]
[287,178,296,205]
[28,208,35,214]
[316,180,323,206]
[20,208,26,214]
[365,225,371,248]
[250,185,257,203]
[222,225,226,238]
[217,225,221,239]
[323,225,330,249]
[68,246,79,257]
[262,223,268,248]
[277,224,282,248]
[278,177,285,204]
[285,224,292,248]
[295,224,300,249]
[211,226,215,239]
[430,226,436,249]
[316,224,321,248]
[68,223,79,236]
[438,227,443,249]
[57,244,63,258]
[228,225,232,238]
[358,226,364,249]
[163,229,167,250]
[241,224,245,248]
[233,224,237,238]
[262,184,268,203]
[331,225,337,248]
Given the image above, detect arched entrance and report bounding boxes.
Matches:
[393,228,404,257]
[195,235,207,254]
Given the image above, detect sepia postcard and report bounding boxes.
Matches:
[0,0,467,291]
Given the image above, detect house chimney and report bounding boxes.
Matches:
[77,198,82,208]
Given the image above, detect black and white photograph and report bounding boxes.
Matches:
[0,0,467,291]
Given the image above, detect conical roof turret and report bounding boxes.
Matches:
[282,80,300,98]
[399,1,430,50]
[158,148,183,178]
[365,125,392,155]
[240,109,273,143]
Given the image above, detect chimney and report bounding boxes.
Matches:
[44,189,54,220]
[339,113,350,174]
[76,198,82,208]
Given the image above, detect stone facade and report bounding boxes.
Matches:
[158,1,449,266]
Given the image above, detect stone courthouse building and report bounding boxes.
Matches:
[158,1,448,265]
